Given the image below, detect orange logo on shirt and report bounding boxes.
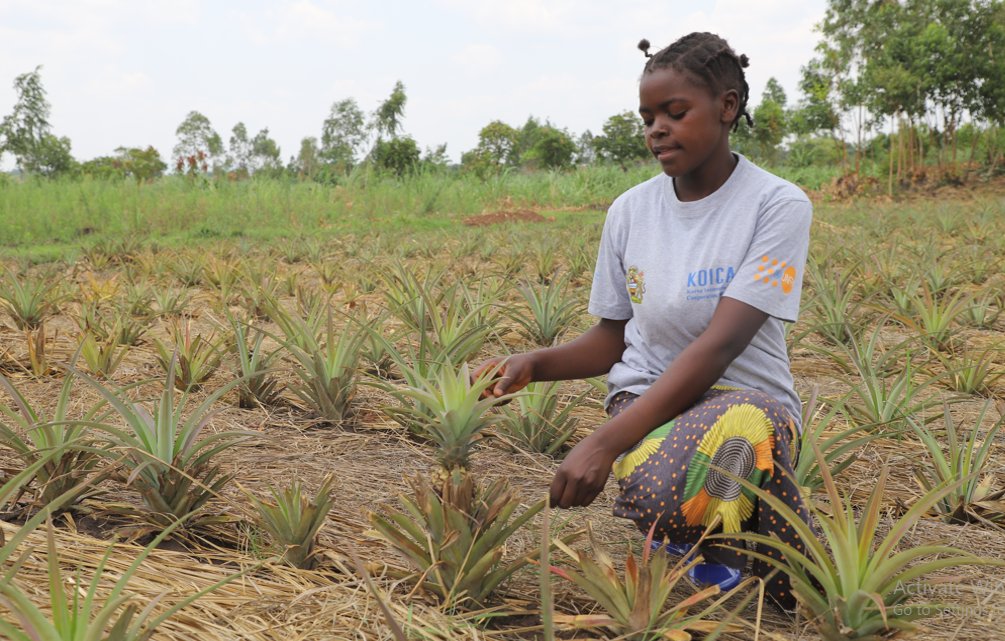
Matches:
[753,255,796,294]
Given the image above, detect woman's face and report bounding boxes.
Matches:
[638,66,735,180]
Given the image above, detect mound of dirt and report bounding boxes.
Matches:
[462,209,554,226]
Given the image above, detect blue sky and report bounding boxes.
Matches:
[0,0,828,168]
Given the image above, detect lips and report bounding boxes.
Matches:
[651,145,680,161]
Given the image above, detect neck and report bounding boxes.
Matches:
[674,149,738,202]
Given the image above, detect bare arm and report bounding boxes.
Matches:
[530,317,628,381]
[549,297,769,508]
[474,317,628,398]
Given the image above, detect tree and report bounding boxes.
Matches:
[522,127,577,170]
[80,146,166,182]
[575,130,596,165]
[372,80,407,140]
[29,133,76,177]
[751,78,788,164]
[476,120,519,166]
[463,117,576,172]
[592,111,649,170]
[975,0,1005,124]
[228,122,252,175]
[117,146,166,182]
[460,120,519,175]
[459,147,497,178]
[422,143,450,170]
[372,136,420,176]
[813,0,882,172]
[173,111,223,173]
[80,155,123,180]
[918,0,1005,168]
[292,136,322,179]
[514,116,545,161]
[118,146,167,182]
[974,0,1005,171]
[1,66,75,175]
[320,98,367,169]
[250,128,281,174]
[810,0,1005,178]
[790,58,842,138]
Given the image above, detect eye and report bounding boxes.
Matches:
[669,110,687,120]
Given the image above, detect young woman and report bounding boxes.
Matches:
[474,32,812,610]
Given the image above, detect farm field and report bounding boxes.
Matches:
[1,174,1005,640]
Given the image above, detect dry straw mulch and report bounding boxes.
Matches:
[4,190,1005,639]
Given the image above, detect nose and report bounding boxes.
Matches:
[648,114,670,138]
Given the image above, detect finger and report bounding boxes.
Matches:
[470,366,485,387]
[579,483,603,508]
[493,375,512,397]
[470,359,497,382]
[473,360,503,398]
[559,478,579,509]
[549,474,566,508]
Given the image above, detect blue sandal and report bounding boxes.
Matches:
[651,541,743,591]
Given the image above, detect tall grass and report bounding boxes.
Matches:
[0,165,653,248]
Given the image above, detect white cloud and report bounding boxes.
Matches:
[237,1,374,47]
[1,0,831,169]
[134,0,202,25]
[434,0,577,32]
[451,43,502,72]
[86,68,153,96]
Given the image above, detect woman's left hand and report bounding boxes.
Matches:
[549,435,619,508]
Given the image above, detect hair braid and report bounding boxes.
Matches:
[637,32,752,131]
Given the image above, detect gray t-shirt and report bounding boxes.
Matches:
[588,154,812,426]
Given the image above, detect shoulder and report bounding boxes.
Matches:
[607,173,666,219]
[731,156,816,235]
[737,156,812,220]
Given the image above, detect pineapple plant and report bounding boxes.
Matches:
[271,303,367,425]
[804,257,867,346]
[909,401,1005,524]
[77,357,253,528]
[250,474,335,569]
[712,443,1000,640]
[498,381,590,455]
[547,522,747,640]
[0,519,257,641]
[507,275,585,347]
[0,370,112,511]
[153,318,228,392]
[77,331,128,379]
[227,313,284,409]
[895,284,970,352]
[0,267,63,331]
[369,363,549,609]
[389,362,505,490]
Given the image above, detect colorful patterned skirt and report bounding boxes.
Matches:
[608,386,810,609]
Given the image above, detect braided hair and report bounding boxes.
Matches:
[638,33,752,131]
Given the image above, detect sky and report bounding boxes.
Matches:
[0,0,829,169]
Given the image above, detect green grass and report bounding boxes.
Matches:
[0,165,652,256]
[4,161,1002,266]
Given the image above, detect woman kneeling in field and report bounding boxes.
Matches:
[474,31,813,610]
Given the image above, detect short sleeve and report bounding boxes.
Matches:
[722,198,812,323]
[588,208,633,320]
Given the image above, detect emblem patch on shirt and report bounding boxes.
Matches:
[626,266,646,304]
[753,255,797,294]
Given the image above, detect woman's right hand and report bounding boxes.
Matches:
[471,353,536,399]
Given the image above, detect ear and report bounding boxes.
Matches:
[720,89,739,126]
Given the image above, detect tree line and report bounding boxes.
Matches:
[2,0,1003,186]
